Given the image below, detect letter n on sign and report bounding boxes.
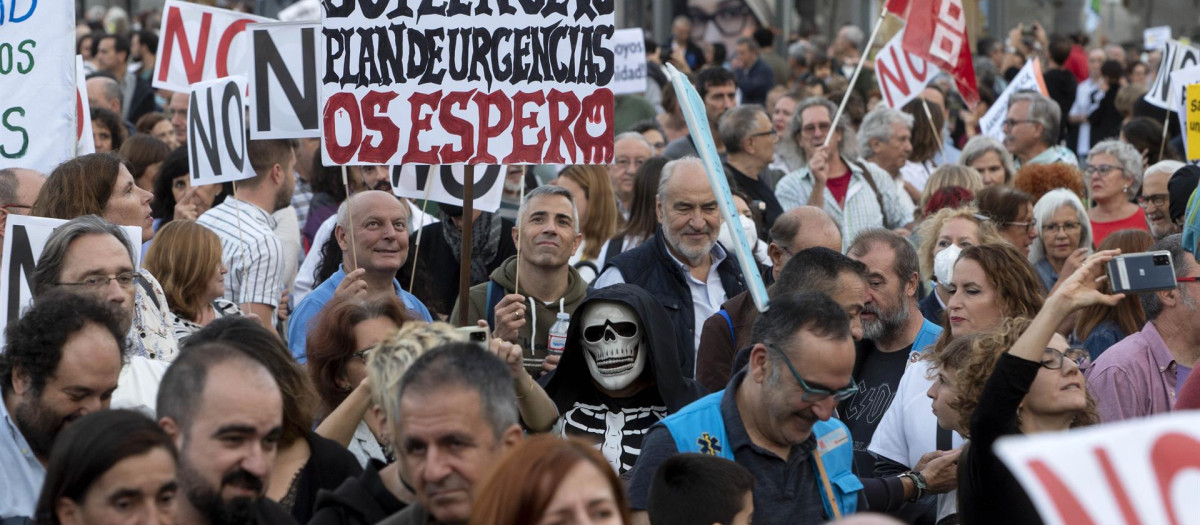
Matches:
[188,76,256,186]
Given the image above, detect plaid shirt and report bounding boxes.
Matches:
[774,158,914,251]
[291,172,314,229]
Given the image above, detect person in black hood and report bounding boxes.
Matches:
[540,284,707,474]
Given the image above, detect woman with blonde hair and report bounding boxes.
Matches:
[143,220,241,343]
[553,165,621,283]
[916,206,1006,321]
[918,164,984,215]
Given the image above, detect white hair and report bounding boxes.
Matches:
[1029,189,1093,266]
[858,106,914,159]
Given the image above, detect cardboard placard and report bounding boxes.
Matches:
[75,55,96,156]
[1144,25,1172,51]
[1186,84,1200,162]
[249,21,321,139]
[611,28,649,96]
[875,28,939,109]
[1146,40,1200,110]
[152,0,271,93]
[980,59,1047,142]
[187,76,255,186]
[390,165,505,213]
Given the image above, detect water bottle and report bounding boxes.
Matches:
[547,312,570,356]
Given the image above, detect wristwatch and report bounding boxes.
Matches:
[899,470,928,502]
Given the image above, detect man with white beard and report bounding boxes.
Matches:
[596,157,748,379]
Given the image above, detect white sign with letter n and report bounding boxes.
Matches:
[188,76,255,186]
[249,21,321,139]
[152,0,271,93]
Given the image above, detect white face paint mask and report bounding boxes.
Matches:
[580,301,647,392]
[934,244,963,285]
[718,215,758,249]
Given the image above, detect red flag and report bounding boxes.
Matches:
[901,0,980,107]
[885,0,911,17]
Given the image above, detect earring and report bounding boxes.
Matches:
[1123,185,1129,193]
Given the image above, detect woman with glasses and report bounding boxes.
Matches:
[1030,188,1095,292]
[143,220,242,343]
[953,253,1115,525]
[976,185,1038,256]
[1086,140,1149,245]
[1071,229,1153,359]
[32,153,177,361]
[306,293,410,468]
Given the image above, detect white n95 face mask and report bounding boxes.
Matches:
[934,244,963,285]
[718,215,758,249]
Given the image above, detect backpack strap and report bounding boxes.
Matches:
[849,160,892,228]
[717,309,734,344]
[138,274,161,311]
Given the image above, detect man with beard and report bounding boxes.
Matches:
[156,341,295,525]
[452,186,588,377]
[627,293,861,524]
[596,157,747,378]
[842,230,943,477]
[288,191,432,362]
[663,68,738,159]
[0,293,125,522]
[197,139,297,329]
[1139,161,1186,239]
[540,284,706,474]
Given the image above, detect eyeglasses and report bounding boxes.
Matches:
[800,122,832,135]
[1041,221,1082,234]
[688,4,753,38]
[1083,164,1125,177]
[1002,119,1038,129]
[751,129,778,139]
[1003,220,1038,233]
[1040,347,1090,370]
[1137,193,1169,208]
[766,344,858,403]
[56,272,139,291]
[614,157,646,171]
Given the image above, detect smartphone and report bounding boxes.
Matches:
[456,326,491,350]
[1107,251,1178,294]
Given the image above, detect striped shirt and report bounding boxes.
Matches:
[197,198,285,319]
[774,158,914,251]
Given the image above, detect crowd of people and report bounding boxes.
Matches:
[4,3,1200,525]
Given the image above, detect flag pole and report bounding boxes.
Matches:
[457,165,475,327]
[340,165,359,271]
[408,175,435,292]
[825,2,891,147]
[921,98,947,159]
[1159,110,1171,162]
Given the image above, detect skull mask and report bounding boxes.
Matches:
[580,301,647,392]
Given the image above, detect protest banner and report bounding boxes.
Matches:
[1146,40,1200,110]
[611,28,648,96]
[390,165,505,213]
[1187,85,1200,162]
[979,59,1047,142]
[320,1,617,166]
[901,0,979,107]
[0,1,77,174]
[188,76,255,186]
[153,1,271,93]
[1168,65,1200,158]
[249,21,320,139]
[875,28,939,109]
[995,410,1200,525]
[1144,25,1172,51]
[0,215,141,344]
[664,63,769,313]
[75,55,96,155]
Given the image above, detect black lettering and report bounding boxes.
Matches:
[5,224,35,323]
[512,28,530,83]
[322,28,344,85]
[358,0,389,18]
[543,0,568,16]
[189,89,222,178]
[440,165,501,199]
[594,0,615,16]
[417,0,447,21]
[576,26,595,83]
[447,28,470,82]
[321,0,355,17]
[548,23,570,82]
[356,27,381,86]
[385,0,414,18]
[446,0,471,16]
[474,0,518,15]
[572,0,598,21]
[406,28,430,81]
[592,25,614,85]
[567,26,580,81]
[253,28,319,132]
[517,0,545,16]
[471,28,495,86]
[221,82,246,172]
[419,28,447,84]
[338,28,358,87]
[489,28,511,84]
[377,24,407,85]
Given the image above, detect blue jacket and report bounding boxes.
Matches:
[605,228,746,378]
[660,391,861,519]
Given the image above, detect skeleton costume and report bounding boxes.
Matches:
[540,284,706,474]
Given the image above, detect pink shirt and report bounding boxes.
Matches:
[1085,321,1188,422]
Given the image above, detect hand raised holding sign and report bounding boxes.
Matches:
[333,267,369,302]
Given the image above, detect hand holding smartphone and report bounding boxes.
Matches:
[1107,251,1178,294]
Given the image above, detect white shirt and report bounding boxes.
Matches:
[1071,78,1101,156]
[594,242,729,363]
[774,158,914,252]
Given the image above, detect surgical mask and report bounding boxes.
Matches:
[718,215,758,249]
[934,244,963,285]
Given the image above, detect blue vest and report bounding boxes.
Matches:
[660,391,861,519]
[909,319,943,361]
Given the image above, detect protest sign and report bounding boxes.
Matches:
[980,59,1047,142]
[875,29,939,109]
[249,21,320,139]
[153,1,271,93]
[611,28,648,95]
[1168,65,1200,158]
[1187,85,1200,162]
[664,63,768,312]
[1146,40,1200,110]
[320,1,616,166]
[75,55,96,155]
[995,410,1200,525]
[188,76,255,186]
[0,1,77,174]
[0,215,142,345]
[390,165,505,213]
[1144,25,1172,51]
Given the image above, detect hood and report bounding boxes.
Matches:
[540,284,706,413]
[489,255,588,306]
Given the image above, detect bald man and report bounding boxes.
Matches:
[286,190,433,362]
[694,205,842,390]
[0,168,46,266]
[86,76,124,117]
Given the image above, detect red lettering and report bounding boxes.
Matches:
[76,90,84,139]
[1152,432,1200,525]
[543,90,580,165]
[402,92,441,165]
[875,49,908,108]
[1093,448,1143,525]
[158,6,212,85]
[504,91,546,164]
[469,91,513,165]
[216,19,256,78]
[322,93,361,165]
[575,89,615,164]
[1027,459,1096,525]
[437,90,477,164]
[359,91,400,164]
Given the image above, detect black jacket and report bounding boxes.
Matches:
[308,460,405,525]
[398,219,517,318]
[604,229,747,377]
[540,283,706,414]
[290,433,364,524]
